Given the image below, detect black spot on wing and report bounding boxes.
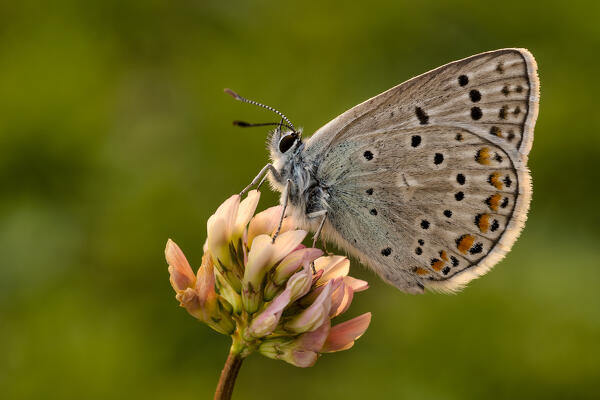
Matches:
[499,106,508,120]
[471,107,482,120]
[411,135,421,147]
[469,243,483,254]
[415,107,429,125]
[469,90,481,102]
[491,220,500,232]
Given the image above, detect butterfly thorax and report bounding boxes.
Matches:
[268,140,330,229]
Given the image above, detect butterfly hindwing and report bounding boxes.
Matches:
[304,49,538,293]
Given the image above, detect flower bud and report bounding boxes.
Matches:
[259,321,331,367]
[286,263,313,303]
[168,243,235,335]
[285,281,332,334]
[166,239,196,291]
[242,235,275,313]
[273,248,323,285]
[247,287,292,338]
[233,190,260,239]
[264,247,321,301]
[215,268,242,314]
[316,255,350,283]
[207,195,245,288]
[322,313,372,353]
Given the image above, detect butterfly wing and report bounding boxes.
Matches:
[303,49,539,293]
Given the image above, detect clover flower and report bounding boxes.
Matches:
[166,190,371,399]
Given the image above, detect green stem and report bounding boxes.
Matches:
[214,351,244,400]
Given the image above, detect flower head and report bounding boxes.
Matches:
[166,190,371,366]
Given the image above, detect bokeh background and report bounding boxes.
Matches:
[1,0,599,399]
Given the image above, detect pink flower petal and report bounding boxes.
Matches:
[273,247,322,285]
[331,283,354,318]
[206,215,229,264]
[247,205,282,248]
[298,280,325,307]
[328,278,346,317]
[243,234,275,290]
[311,269,324,284]
[286,263,313,303]
[289,349,318,368]
[176,287,203,317]
[285,281,332,333]
[214,194,240,237]
[234,190,260,236]
[270,230,307,265]
[248,287,292,337]
[165,239,196,291]
[296,320,331,352]
[322,313,372,353]
[315,256,350,282]
[343,276,369,292]
[195,252,218,308]
[286,321,331,367]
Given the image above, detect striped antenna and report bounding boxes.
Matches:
[224,89,297,133]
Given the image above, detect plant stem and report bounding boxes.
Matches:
[214,351,244,400]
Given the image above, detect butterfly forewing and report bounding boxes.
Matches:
[305,49,538,293]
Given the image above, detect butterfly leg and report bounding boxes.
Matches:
[240,163,279,196]
[256,173,270,191]
[308,210,328,273]
[310,210,328,248]
[272,179,292,243]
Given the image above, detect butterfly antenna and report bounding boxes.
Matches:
[232,120,296,131]
[225,88,297,134]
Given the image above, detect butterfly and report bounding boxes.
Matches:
[227,48,539,294]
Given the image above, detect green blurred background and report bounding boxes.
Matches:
[1,0,599,399]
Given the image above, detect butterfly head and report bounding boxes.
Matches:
[269,124,302,163]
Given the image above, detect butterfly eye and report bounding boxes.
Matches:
[278,134,297,153]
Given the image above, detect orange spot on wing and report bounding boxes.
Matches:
[415,267,429,276]
[439,250,448,261]
[486,193,501,211]
[431,259,445,271]
[489,172,503,189]
[456,234,475,254]
[476,147,491,165]
[477,214,491,233]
